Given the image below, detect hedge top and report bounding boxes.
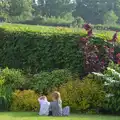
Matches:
[0,23,120,42]
[0,23,84,34]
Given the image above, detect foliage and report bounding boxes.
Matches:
[104,10,118,25]
[0,77,13,111]
[0,68,25,90]
[73,0,120,24]
[8,0,33,17]
[0,23,120,75]
[11,90,39,111]
[0,24,84,74]
[58,75,105,112]
[93,62,120,114]
[36,0,75,18]
[93,24,120,31]
[19,16,72,27]
[79,23,120,75]
[0,0,10,20]
[72,17,84,28]
[2,0,120,25]
[31,69,73,94]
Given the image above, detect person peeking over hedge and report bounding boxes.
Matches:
[49,91,70,116]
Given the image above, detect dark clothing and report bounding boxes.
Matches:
[49,100,62,116]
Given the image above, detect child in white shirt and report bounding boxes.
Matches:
[38,96,50,116]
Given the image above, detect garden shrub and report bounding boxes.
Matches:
[0,97,6,111]
[11,90,39,111]
[93,62,120,114]
[0,77,13,111]
[0,68,25,90]
[59,75,105,112]
[31,69,73,94]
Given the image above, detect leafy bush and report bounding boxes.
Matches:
[11,90,39,111]
[31,69,73,94]
[0,68,25,90]
[59,75,105,112]
[79,24,120,76]
[93,62,120,114]
[0,78,13,111]
[93,24,120,32]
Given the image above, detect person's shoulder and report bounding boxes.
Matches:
[58,99,62,103]
[47,102,50,105]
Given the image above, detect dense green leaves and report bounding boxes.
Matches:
[93,62,120,114]
[1,0,120,25]
[104,10,118,25]
[0,24,84,74]
[31,69,73,94]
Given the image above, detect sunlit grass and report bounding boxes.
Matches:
[0,112,120,120]
[0,23,120,42]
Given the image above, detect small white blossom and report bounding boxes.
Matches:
[106,93,114,98]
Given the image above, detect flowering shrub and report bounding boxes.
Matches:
[93,62,120,114]
[116,53,120,64]
[79,23,120,75]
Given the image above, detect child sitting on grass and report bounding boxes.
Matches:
[49,91,70,116]
[38,96,50,116]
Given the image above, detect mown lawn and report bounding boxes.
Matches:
[0,112,120,120]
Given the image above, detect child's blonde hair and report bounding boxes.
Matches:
[52,91,61,100]
[40,96,47,100]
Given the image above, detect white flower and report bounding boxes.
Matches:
[92,72,104,77]
[106,93,114,98]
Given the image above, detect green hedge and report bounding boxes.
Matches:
[93,24,120,31]
[0,24,119,74]
[0,24,85,74]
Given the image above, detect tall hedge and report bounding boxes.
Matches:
[0,24,119,74]
[0,24,85,74]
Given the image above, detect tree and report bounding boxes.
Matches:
[73,0,115,24]
[0,0,10,20]
[114,0,120,23]
[104,10,118,25]
[36,0,75,17]
[9,0,33,17]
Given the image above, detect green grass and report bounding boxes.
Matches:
[0,112,120,120]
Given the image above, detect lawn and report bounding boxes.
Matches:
[0,112,120,120]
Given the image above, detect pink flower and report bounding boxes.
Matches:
[88,29,93,37]
[117,60,120,64]
[109,48,114,53]
[109,31,118,42]
[80,37,88,43]
[116,53,120,58]
[83,24,91,31]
